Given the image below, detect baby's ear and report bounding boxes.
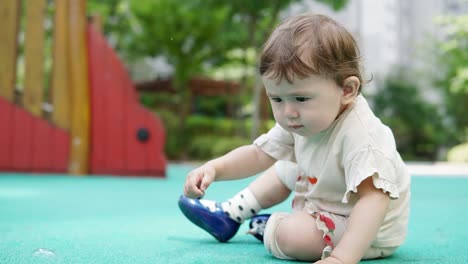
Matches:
[341,76,360,104]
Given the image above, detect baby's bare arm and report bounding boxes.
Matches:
[213,144,276,181]
[183,144,276,198]
[318,175,390,264]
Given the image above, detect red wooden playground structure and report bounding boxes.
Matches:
[0,0,167,177]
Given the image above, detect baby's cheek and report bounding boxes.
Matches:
[272,111,283,123]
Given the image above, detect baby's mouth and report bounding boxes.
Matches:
[288,125,304,130]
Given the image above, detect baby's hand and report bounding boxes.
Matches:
[313,256,344,264]
[183,163,216,198]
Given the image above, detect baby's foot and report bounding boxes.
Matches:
[247,214,271,242]
[178,195,240,242]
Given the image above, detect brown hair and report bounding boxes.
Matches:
[259,13,363,93]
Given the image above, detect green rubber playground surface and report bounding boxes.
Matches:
[0,164,467,264]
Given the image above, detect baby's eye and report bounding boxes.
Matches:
[271,97,282,103]
[295,97,310,102]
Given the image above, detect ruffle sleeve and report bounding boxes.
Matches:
[253,123,296,162]
[342,146,400,203]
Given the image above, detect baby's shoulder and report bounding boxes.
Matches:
[335,99,397,157]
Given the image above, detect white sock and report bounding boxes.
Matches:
[221,188,262,223]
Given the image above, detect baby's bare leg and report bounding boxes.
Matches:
[273,211,327,261]
[248,165,292,208]
[217,164,292,223]
[178,162,294,243]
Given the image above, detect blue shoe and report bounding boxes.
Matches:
[178,195,240,242]
[247,214,271,242]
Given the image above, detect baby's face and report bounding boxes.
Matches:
[263,75,347,137]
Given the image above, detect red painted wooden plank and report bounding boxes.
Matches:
[51,128,70,173]
[121,60,133,175]
[0,98,13,170]
[31,118,53,172]
[11,107,33,171]
[87,24,167,176]
[103,48,126,174]
[1,97,70,173]
[144,108,166,176]
[87,26,107,174]
[124,69,138,103]
[126,104,146,175]
[88,25,129,175]
[119,60,133,176]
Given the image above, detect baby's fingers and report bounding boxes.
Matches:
[199,173,212,193]
[184,172,205,198]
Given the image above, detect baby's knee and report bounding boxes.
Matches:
[277,213,325,260]
[263,213,293,260]
[264,212,325,261]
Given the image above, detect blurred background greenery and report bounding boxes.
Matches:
[19,0,466,162]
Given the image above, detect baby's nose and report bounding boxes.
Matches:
[284,103,299,118]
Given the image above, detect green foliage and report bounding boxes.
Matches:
[88,0,351,161]
[434,15,468,143]
[187,135,250,160]
[129,0,230,84]
[211,137,252,157]
[186,116,236,136]
[315,0,349,10]
[87,0,318,86]
[153,111,274,160]
[87,0,137,59]
[372,71,448,161]
[139,92,180,112]
[154,110,244,159]
[186,136,217,160]
[193,97,230,117]
[152,109,180,159]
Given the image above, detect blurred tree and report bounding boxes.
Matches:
[86,0,351,158]
[87,0,137,56]
[214,0,300,138]
[373,70,448,161]
[434,15,468,144]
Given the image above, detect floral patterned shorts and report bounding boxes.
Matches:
[312,211,397,260]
